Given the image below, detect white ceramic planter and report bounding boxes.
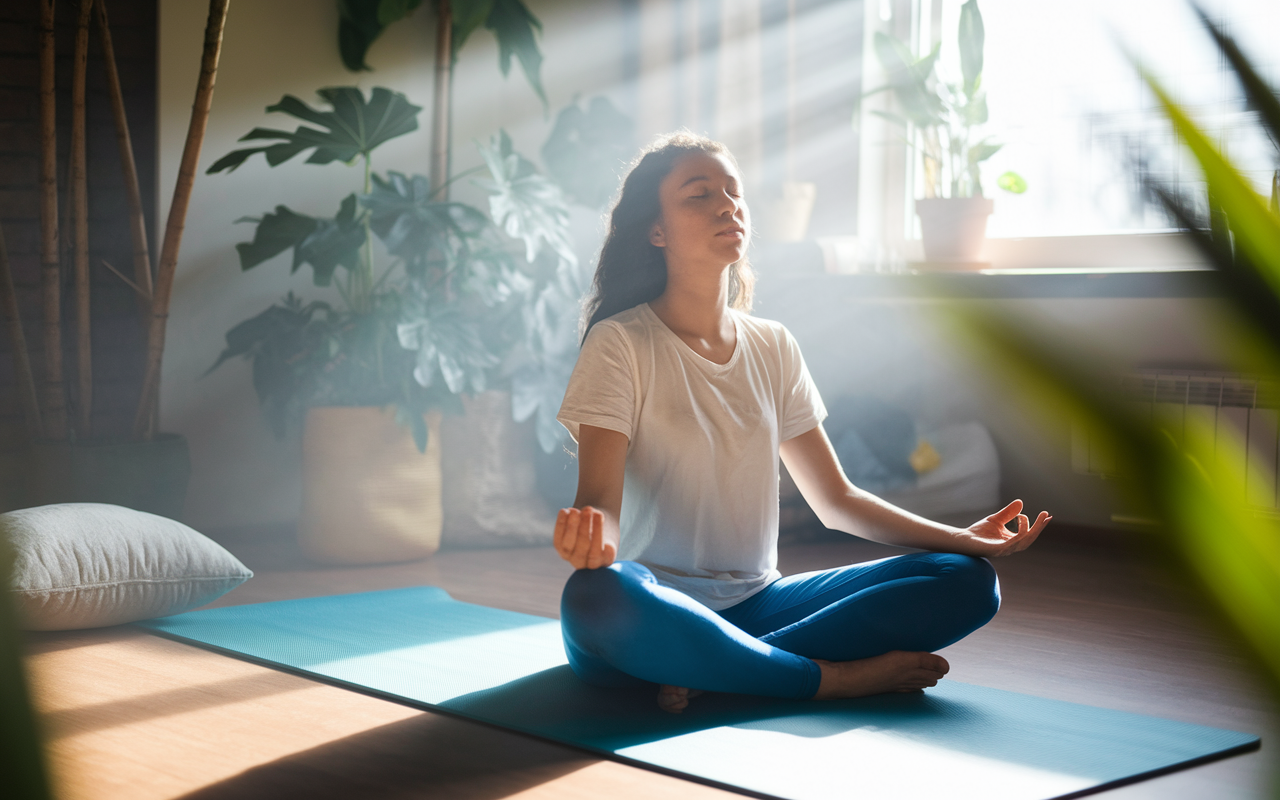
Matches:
[298,406,442,565]
[915,197,995,263]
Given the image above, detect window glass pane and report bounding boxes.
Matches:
[931,0,1280,237]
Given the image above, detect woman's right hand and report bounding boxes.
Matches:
[554,506,617,570]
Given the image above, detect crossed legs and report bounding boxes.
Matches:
[559,553,1000,703]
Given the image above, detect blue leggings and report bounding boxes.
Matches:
[560,552,1000,700]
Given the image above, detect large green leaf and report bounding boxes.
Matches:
[485,0,547,110]
[364,171,490,271]
[452,0,495,53]
[958,0,984,99]
[949,304,1280,694]
[335,0,545,112]
[541,96,635,209]
[476,130,576,265]
[397,304,499,394]
[294,194,368,286]
[967,138,1002,165]
[1139,68,1280,296]
[1193,3,1280,148]
[234,195,366,286]
[338,0,424,71]
[207,294,340,436]
[234,207,319,270]
[207,87,422,173]
[960,90,988,127]
[871,34,945,129]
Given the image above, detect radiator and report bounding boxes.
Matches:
[1071,369,1280,510]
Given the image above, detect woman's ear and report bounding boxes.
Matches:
[649,221,666,248]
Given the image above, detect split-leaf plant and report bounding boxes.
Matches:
[510,95,635,455]
[206,86,573,451]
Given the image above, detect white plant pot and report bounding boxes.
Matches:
[298,406,442,565]
[915,197,995,263]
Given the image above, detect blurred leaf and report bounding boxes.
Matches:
[871,33,945,129]
[207,87,421,173]
[452,0,496,53]
[0,536,54,800]
[541,96,635,208]
[337,0,424,72]
[961,91,989,127]
[364,171,490,271]
[397,305,499,394]
[294,194,367,286]
[485,0,548,111]
[1192,3,1280,150]
[1139,68,1280,297]
[968,139,1002,165]
[476,130,576,265]
[511,256,591,453]
[958,0,984,98]
[868,109,911,128]
[997,171,1027,194]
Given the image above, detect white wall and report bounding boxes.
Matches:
[158,0,628,531]
[158,0,1225,534]
[755,276,1235,529]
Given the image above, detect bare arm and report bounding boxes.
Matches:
[779,425,1050,556]
[553,424,628,569]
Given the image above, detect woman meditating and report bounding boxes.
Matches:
[554,131,1050,713]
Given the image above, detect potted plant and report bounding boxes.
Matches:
[865,0,1026,265]
[15,0,229,521]
[510,95,635,509]
[207,86,572,564]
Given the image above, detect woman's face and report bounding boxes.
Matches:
[650,151,749,270]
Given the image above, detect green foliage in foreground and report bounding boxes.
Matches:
[950,5,1280,717]
[0,537,53,800]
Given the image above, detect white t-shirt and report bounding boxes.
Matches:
[557,303,827,610]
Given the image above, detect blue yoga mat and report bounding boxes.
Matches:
[136,586,1259,800]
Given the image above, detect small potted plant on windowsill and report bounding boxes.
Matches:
[865,0,1026,266]
[207,86,572,565]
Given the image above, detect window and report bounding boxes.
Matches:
[859,0,1280,270]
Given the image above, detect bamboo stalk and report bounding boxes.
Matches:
[133,0,230,440]
[96,0,153,320]
[429,0,452,200]
[72,0,94,438]
[38,0,66,442]
[0,227,43,439]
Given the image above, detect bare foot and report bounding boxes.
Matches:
[811,651,950,700]
[657,685,705,714]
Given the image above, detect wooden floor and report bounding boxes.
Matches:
[23,524,1276,799]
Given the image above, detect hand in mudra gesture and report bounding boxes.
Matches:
[554,506,617,570]
[955,499,1051,557]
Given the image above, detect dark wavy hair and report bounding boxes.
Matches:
[581,131,755,340]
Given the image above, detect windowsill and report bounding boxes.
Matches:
[752,235,1219,298]
[753,268,1222,299]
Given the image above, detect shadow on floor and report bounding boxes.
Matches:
[177,712,597,800]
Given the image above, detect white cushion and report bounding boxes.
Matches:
[3,503,253,630]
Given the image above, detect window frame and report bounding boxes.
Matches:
[851,0,1223,276]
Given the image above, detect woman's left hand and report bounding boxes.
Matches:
[953,500,1051,557]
